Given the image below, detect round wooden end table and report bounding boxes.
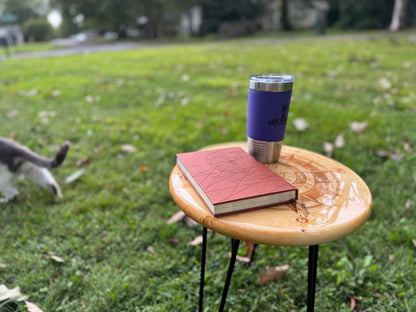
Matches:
[169,142,372,312]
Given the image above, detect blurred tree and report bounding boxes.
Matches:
[390,0,409,30]
[51,0,141,37]
[22,17,54,41]
[280,0,291,30]
[0,0,46,25]
[337,0,395,29]
[52,0,199,38]
[199,0,265,36]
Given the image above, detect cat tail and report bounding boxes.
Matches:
[50,141,71,168]
[24,141,71,168]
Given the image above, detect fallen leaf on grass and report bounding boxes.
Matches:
[0,284,28,302]
[227,83,239,97]
[373,149,405,161]
[293,118,309,132]
[85,95,100,103]
[138,165,149,172]
[403,142,413,153]
[48,251,65,263]
[405,198,412,210]
[187,235,203,246]
[64,168,86,184]
[350,121,368,133]
[350,295,363,311]
[389,152,405,161]
[378,77,392,90]
[167,211,197,227]
[147,246,156,254]
[227,252,251,264]
[323,142,334,158]
[181,74,190,82]
[257,264,290,285]
[334,134,345,148]
[25,301,44,312]
[94,146,103,154]
[6,109,19,118]
[18,89,38,97]
[76,157,91,166]
[184,216,197,227]
[167,211,186,224]
[120,144,137,152]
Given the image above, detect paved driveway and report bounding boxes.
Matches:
[9,41,158,59]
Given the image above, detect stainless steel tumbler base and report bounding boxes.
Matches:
[247,138,282,163]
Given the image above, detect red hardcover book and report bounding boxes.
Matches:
[176,147,298,216]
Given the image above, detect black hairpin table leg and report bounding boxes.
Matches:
[199,227,208,312]
[218,238,240,312]
[307,245,319,312]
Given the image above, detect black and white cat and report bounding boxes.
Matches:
[0,138,70,202]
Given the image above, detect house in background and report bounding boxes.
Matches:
[0,24,24,46]
[0,24,24,56]
[257,0,329,32]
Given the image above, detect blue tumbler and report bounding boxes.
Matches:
[247,74,295,163]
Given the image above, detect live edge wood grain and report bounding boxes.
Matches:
[169,142,372,246]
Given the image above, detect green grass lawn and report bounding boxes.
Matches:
[0,31,415,311]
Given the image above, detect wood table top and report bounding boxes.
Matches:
[169,142,372,246]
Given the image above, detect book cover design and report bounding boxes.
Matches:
[177,147,296,207]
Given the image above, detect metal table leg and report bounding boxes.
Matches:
[199,227,208,312]
[307,245,319,312]
[218,238,240,312]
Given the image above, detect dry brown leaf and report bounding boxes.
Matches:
[167,211,186,224]
[94,146,103,154]
[76,157,91,166]
[390,152,404,161]
[257,264,290,285]
[228,83,239,97]
[334,134,345,148]
[378,77,392,90]
[244,242,255,259]
[227,252,251,264]
[187,235,203,246]
[323,142,334,158]
[350,121,368,133]
[293,118,309,132]
[350,295,362,311]
[138,165,149,172]
[373,150,390,158]
[120,144,137,152]
[404,142,413,153]
[25,301,44,312]
[48,251,65,263]
[184,216,198,228]
[405,198,412,210]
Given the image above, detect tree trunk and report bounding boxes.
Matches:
[280,0,291,31]
[390,0,409,31]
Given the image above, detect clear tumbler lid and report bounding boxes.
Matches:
[249,74,294,92]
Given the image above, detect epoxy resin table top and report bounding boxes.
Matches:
[169,142,372,246]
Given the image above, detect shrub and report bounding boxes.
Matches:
[22,17,54,42]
